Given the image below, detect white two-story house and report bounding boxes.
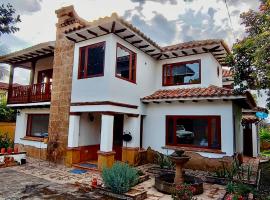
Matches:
[0,6,256,170]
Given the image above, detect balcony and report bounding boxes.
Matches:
[8,82,52,104]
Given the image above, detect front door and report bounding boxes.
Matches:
[113,114,124,161]
[243,123,253,157]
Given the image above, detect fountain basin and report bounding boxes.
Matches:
[154,173,204,195]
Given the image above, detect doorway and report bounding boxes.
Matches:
[113,114,124,160]
[243,123,253,157]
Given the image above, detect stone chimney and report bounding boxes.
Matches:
[47,6,85,164]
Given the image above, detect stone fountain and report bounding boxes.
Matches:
[154,150,203,195]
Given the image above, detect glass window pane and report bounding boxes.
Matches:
[167,117,174,144]
[86,44,105,76]
[29,115,49,137]
[164,61,200,85]
[116,46,131,79]
[116,44,136,82]
[176,118,208,147]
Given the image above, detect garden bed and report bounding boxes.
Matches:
[0,152,26,167]
[97,186,147,200]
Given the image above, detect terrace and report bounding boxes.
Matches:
[0,41,55,105]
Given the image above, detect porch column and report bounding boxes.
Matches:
[66,113,80,166]
[29,60,36,85]
[122,115,141,165]
[7,65,14,103]
[98,114,115,170]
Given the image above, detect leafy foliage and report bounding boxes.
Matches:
[0,102,16,122]
[259,127,270,142]
[226,181,255,196]
[0,3,21,36]
[157,152,175,169]
[227,0,270,108]
[102,162,139,194]
[0,132,13,149]
[172,184,196,200]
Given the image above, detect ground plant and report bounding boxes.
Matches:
[156,152,175,170]
[102,162,139,194]
[0,132,13,149]
[172,184,196,200]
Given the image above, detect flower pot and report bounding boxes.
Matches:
[1,148,5,154]
[7,147,13,154]
[14,147,19,153]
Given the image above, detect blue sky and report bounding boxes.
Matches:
[0,0,260,84]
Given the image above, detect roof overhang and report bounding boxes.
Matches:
[64,13,230,66]
[0,41,55,65]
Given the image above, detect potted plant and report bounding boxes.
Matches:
[1,147,5,154]
[14,146,18,153]
[7,147,13,154]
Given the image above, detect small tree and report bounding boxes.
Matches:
[0,3,21,36]
[227,0,270,108]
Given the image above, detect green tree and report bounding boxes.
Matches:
[0,3,21,36]
[227,0,270,108]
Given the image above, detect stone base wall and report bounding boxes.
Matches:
[15,143,47,160]
[184,152,234,172]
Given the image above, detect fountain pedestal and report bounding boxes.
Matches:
[169,153,190,185]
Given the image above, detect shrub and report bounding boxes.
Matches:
[259,127,270,142]
[102,162,139,194]
[172,184,196,200]
[157,152,175,170]
[0,103,16,122]
[0,133,13,149]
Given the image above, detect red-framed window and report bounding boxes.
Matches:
[78,41,105,79]
[163,60,201,86]
[26,114,49,137]
[115,43,136,83]
[166,115,221,150]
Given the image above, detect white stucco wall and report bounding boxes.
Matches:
[14,108,49,148]
[33,56,54,84]
[78,113,101,146]
[71,34,157,113]
[123,115,141,148]
[143,100,234,158]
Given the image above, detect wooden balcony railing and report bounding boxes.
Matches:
[8,82,52,104]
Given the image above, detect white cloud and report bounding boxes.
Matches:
[0,0,261,52]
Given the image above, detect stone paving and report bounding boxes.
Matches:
[0,157,228,200]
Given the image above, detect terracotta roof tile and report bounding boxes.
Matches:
[242,114,258,123]
[222,69,233,78]
[142,86,243,101]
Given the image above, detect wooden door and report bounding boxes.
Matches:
[113,114,124,161]
[37,69,53,83]
[243,123,253,157]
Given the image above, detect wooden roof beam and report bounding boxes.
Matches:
[111,21,116,33]
[192,49,198,54]
[123,34,135,39]
[98,25,110,33]
[114,28,127,34]
[87,29,98,37]
[76,33,87,40]
[139,44,149,49]
[181,51,188,56]
[66,36,77,43]
[131,40,142,45]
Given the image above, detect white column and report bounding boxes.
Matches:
[100,114,114,152]
[68,115,80,148]
[252,124,258,157]
[123,115,140,148]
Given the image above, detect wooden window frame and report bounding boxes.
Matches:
[162,59,201,86]
[78,41,106,79]
[115,43,137,84]
[165,115,221,150]
[26,114,49,138]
